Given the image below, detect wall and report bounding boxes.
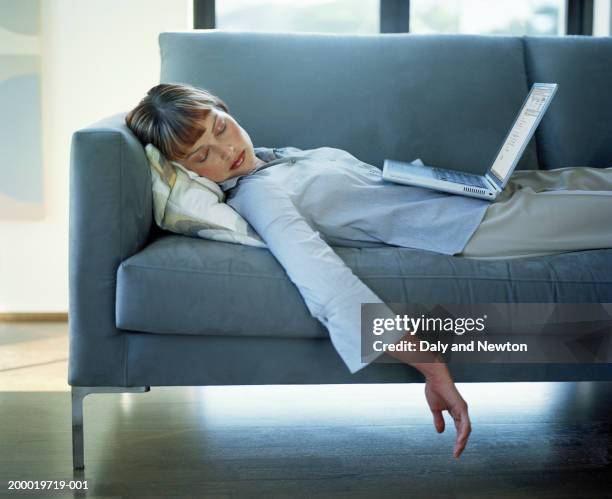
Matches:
[0,0,191,313]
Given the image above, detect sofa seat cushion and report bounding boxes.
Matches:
[116,235,612,338]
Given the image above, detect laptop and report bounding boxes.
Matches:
[382,83,558,201]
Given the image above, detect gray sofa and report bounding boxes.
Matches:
[68,32,612,469]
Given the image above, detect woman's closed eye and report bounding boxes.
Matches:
[196,120,227,163]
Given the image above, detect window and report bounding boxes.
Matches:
[593,0,611,36]
[197,0,597,36]
[410,0,566,36]
[216,0,379,33]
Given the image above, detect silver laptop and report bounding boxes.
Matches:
[382,83,558,201]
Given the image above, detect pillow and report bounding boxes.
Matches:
[144,143,267,248]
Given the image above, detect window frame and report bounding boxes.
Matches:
[193,0,215,29]
[566,0,594,35]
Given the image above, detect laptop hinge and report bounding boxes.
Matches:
[485,173,503,192]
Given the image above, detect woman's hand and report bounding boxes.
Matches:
[386,342,472,458]
[423,366,471,458]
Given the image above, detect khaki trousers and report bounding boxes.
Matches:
[457,166,612,260]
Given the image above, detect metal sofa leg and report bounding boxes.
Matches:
[71,386,150,470]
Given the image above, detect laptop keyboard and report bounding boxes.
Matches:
[433,167,488,188]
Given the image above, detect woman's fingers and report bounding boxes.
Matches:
[451,404,472,458]
[425,379,472,458]
[432,409,445,433]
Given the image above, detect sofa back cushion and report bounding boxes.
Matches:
[159,32,538,174]
[524,36,612,170]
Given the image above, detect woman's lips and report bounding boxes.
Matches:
[230,150,245,170]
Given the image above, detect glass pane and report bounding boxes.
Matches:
[216,0,379,33]
[410,0,565,36]
[593,0,612,36]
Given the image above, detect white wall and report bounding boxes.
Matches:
[0,0,192,313]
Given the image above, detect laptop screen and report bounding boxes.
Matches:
[488,83,557,184]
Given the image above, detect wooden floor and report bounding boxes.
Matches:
[1,322,611,499]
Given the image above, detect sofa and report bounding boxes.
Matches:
[68,31,612,470]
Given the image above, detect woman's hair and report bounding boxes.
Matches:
[125,83,229,161]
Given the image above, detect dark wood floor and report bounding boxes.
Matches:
[1,323,611,498]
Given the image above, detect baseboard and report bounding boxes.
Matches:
[0,313,68,322]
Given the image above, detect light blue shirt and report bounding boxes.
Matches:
[221,146,490,373]
[223,146,490,254]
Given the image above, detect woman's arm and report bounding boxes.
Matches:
[227,176,391,372]
[227,177,471,456]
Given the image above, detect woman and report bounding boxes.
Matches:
[126,83,612,459]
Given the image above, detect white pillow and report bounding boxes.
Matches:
[144,143,267,248]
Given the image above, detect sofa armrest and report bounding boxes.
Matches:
[68,112,153,386]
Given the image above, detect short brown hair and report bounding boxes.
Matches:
[125,83,229,161]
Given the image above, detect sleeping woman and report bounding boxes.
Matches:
[125,83,612,460]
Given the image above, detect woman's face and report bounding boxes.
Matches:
[178,108,258,183]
